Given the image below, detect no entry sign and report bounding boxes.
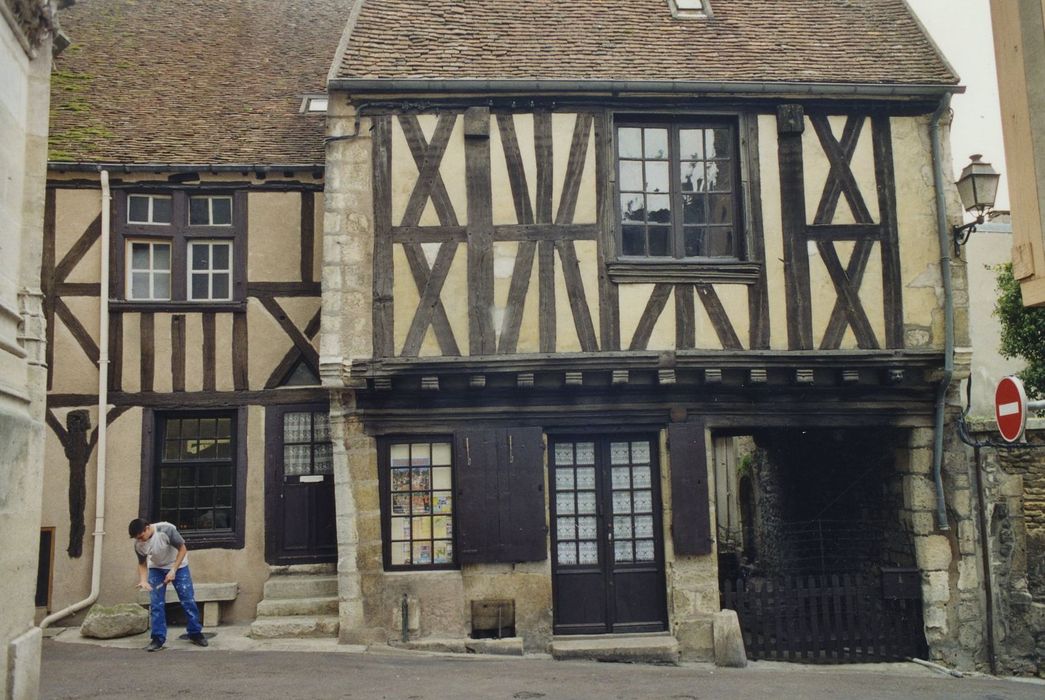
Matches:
[995,376,1028,443]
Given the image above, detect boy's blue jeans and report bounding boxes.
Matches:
[147,566,202,644]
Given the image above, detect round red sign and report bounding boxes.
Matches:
[995,376,1028,443]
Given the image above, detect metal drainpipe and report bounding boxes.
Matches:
[929,95,954,532]
[41,170,111,628]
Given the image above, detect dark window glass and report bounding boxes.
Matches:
[128,195,149,223]
[617,121,740,259]
[152,196,172,224]
[157,414,235,533]
[211,197,232,225]
[189,197,209,226]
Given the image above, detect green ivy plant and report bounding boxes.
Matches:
[994,262,1045,399]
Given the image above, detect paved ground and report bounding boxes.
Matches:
[40,627,1045,700]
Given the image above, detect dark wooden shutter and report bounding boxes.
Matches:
[454,429,499,564]
[454,427,547,564]
[668,421,713,555]
[500,427,546,562]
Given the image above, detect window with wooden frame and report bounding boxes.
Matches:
[141,409,248,549]
[114,190,246,308]
[381,439,456,570]
[126,239,172,301]
[616,120,742,261]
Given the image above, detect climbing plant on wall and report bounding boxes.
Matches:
[995,262,1045,399]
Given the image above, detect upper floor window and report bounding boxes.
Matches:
[617,121,741,260]
[115,190,246,307]
[127,194,172,225]
[189,241,233,301]
[127,240,172,301]
[189,195,233,226]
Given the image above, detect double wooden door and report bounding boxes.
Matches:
[265,404,337,564]
[550,436,667,634]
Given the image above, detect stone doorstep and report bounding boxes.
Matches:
[550,633,680,666]
[249,615,340,639]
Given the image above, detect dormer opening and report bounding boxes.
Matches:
[669,0,712,19]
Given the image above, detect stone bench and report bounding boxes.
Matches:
[136,582,238,628]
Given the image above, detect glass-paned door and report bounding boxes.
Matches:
[266,405,336,564]
[550,436,667,634]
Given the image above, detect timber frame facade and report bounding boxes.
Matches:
[38,0,1008,672]
[320,85,987,661]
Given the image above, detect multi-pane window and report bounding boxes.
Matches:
[188,241,233,301]
[387,440,454,568]
[553,441,599,566]
[189,195,233,226]
[127,194,173,225]
[282,411,332,476]
[127,240,172,301]
[617,122,740,259]
[117,191,243,305]
[158,414,235,532]
[608,440,656,564]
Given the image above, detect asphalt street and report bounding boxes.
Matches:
[40,638,1045,700]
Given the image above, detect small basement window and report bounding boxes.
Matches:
[669,0,712,19]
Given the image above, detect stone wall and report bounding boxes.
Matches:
[966,417,1045,676]
[0,3,53,698]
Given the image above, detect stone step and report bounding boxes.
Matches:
[262,574,338,600]
[550,634,679,665]
[256,596,339,618]
[249,615,340,639]
[268,563,337,576]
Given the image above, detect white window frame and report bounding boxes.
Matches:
[187,240,234,302]
[127,194,173,225]
[669,0,712,19]
[126,239,172,301]
[188,195,234,227]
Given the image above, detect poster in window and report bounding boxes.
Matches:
[411,516,431,539]
[433,540,452,564]
[433,515,452,539]
[411,468,431,491]
[391,468,411,492]
[391,517,411,540]
[432,492,452,514]
[391,493,409,515]
[391,542,411,566]
[411,493,431,515]
[413,542,432,565]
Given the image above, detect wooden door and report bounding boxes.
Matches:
[550,436,667,634]
[265,405,336,564]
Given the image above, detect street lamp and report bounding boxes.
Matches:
[952,154,1001,255]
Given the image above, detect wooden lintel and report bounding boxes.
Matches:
[469,375,486,389]
[375,377,392,391]
[842,369,860,383]
[704,368,723,384]
[565,371,583,387]
[748,368,768,384]
[421,376,440,391]
[612,370,630,385]
[796,369,815,384]
[517,372,535,388]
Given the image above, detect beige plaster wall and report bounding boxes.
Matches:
[41,404,272,624]
[247,192,302,283]
[379,110,948,358]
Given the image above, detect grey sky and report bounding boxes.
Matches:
[906,0,1009,210]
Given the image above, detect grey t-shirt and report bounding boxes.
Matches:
[134,522,188,570]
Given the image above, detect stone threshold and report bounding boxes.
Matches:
[551,632,680,665]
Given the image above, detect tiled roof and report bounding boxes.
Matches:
[335,0,958,88]
[49,0,351,166]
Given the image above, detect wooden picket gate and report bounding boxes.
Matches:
[720,574,927,663]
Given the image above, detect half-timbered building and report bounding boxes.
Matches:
[41,0,351,632]
[320,0,990,666]
[38,0,998,669]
